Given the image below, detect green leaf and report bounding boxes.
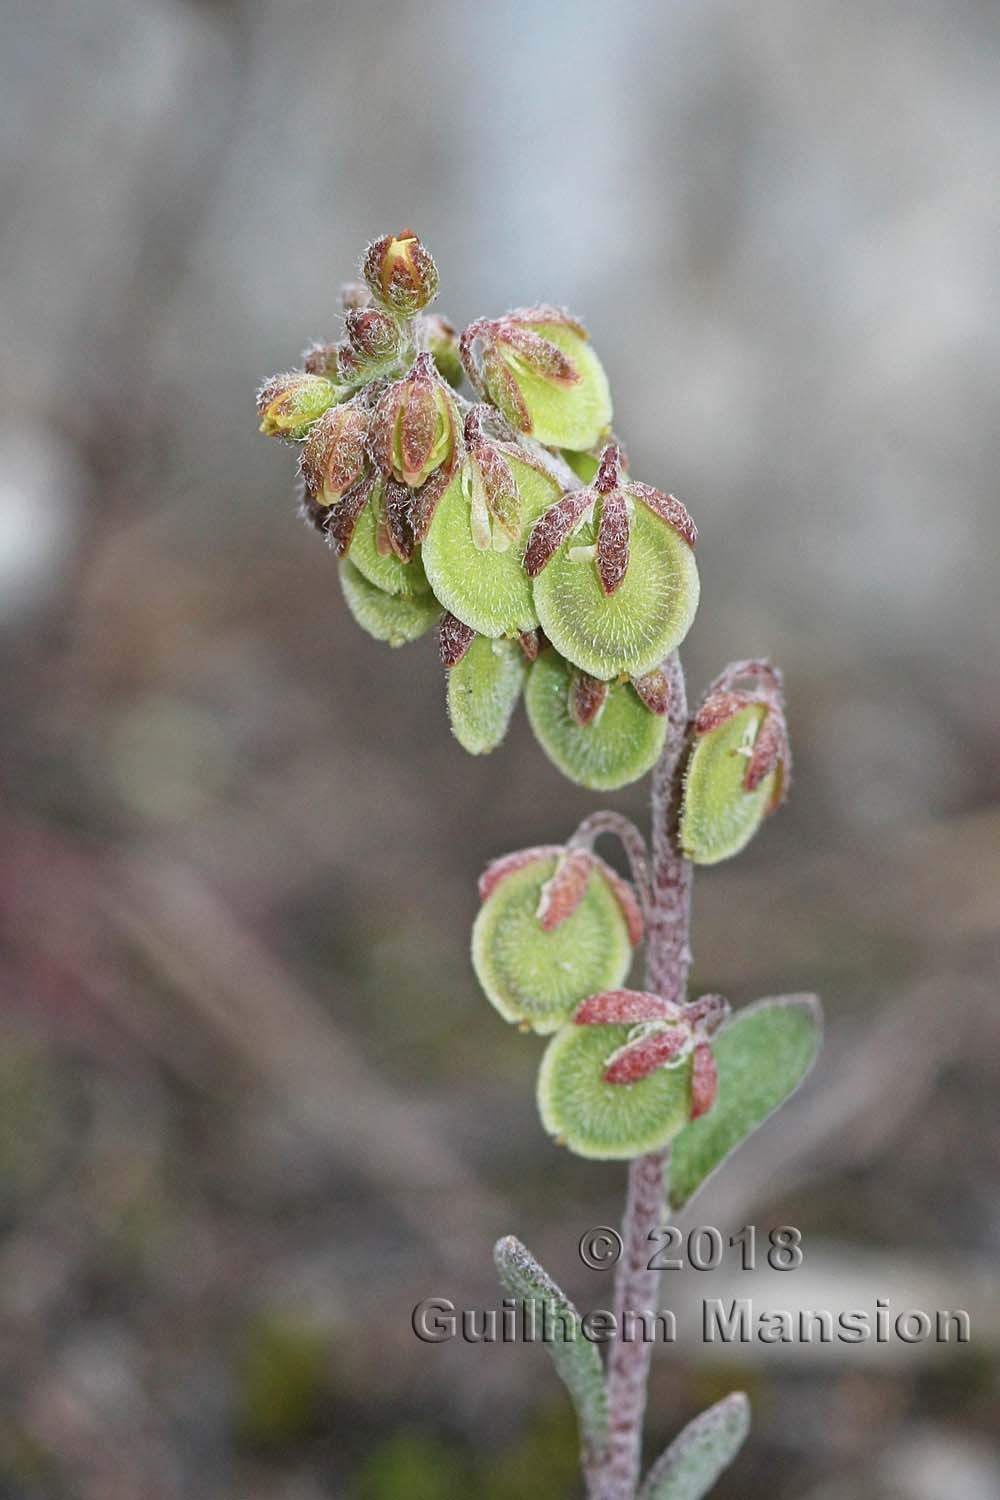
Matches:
[493,1235,608,1467]
[347,483,431,597]
[638,1392,750,1500]
[446,635,526,755]
[490,323,612,449]
[524,649,667,790]
[667,996,822,1211]
[537,1022,693,1160]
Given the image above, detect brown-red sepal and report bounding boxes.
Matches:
[517,629,540,664]
[410,465,453,544]
[630,483,698,549]
[523,490,594,577]
[630,666,671,717]
[693,689,753,736]
[477,846,564,904]
[381,478,415,562]
[326,473,377,558]
[537,849,592,932]
[569,671,609,727]
[575,990,681,1027]
[493,322,580,385]
[689,1042,719,1120]
[685,993,730,1037]
[439,613,476,668]
[596,488,631,595]
[589,856,645,946]
[603,1026,688,1085]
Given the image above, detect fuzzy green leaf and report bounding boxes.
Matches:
[668,996,822,1211]
[493,1235,608,1467]
[446,635,526,754]
[524,650,667,790]
[638,1392,750,1500]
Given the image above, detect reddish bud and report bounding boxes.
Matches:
[370,355,459,489]
[363,229,439,315]
[257,371,338,440]
[630,667,671,717]
[340,281,371,312]
[596,487,630,595]
[299,401,370,505]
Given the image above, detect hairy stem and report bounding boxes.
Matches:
[568,810,652,913]
[589,653,691,1500]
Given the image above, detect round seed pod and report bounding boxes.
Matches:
[447,635,526,755]
[537,1022,694,1159]
[524,651,667,791]
[348,485,431,597]
[421,456,561,637]
[531,503,700,680]
[472,853,634,1033]
[339,559,439,646]
[680,704,779,864]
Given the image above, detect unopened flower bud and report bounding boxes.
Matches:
[680,661,790,865]
[301,342,343,378]
[299,400,370,505]
[363,229,439,315]
[340,281,371,312]
[257,371,339,440]
[526,443,700,680]
[419,314,463,387]
[460,306,612,450]
[344,307,405,371]
[472,845,640,1033]
[369,354,459,489]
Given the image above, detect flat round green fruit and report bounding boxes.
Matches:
[422,459,560,637]
[472,855,632,1034]
[680,705,778,865]
[348,490,430,597]
[339,559,439,645]
[532,505,700,679]
[524,651,667,790]
[499,324,612,449]
[538,1023,693,1159]
[447,635,526,755]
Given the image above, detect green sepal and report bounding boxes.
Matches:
[667,995,822,1211]
[493,323,612,449]
[422,457,561,637]
[493,1236,609,1468]
[532,503,700,680]
[537,1022,693,1160]
[347,482,431,597]
[638,1393,750,1500]
[339,559,439,645]
[447,635,526,755]
[679,705,778,865]
[524,650,667,790]
[472,854,633,1034]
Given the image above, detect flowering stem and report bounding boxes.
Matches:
[590,652,692,1500]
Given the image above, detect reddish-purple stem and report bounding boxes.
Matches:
[589,652,691,1500]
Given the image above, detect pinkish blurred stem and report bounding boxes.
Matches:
[589,653,692,1500]
[568,810,652,913]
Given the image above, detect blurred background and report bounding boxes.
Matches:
[2,1,998,1496]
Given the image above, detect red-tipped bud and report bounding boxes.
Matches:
[340,281,371,312]
[257,371,339,440]
[630,666,671,717]
[299,401,370,505]
[370,354,459,489]
[363,229,439,315]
